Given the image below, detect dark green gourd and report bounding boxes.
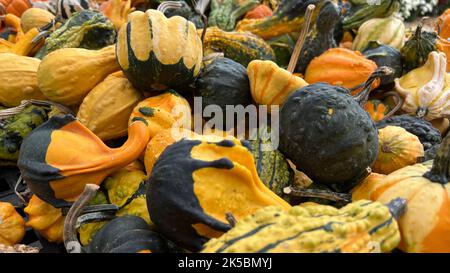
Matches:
[400,25,437,73]
[343,0,400,30]
[362,41,402,85]
[295,0,340,73]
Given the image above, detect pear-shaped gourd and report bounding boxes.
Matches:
[37,45,121,106]
[146,136,291,251]
[17,115,150,208]
[395,51,450,121]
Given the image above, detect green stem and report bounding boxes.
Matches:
[423,131,450,184]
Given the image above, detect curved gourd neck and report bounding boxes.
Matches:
[353,66,392,107]
[423,132,450,184]
[109,121,150,164]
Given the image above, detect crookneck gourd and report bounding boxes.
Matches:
[372,126,424,175]
[116,9,203,93]
[17,115,150,207]
[147,137,291,251]
[128,91,191,139]
[37,10,116,58]
[280,70,384,191]
[208,0,259,31]
[24,194,65,244]
[304,48,379,95]
[0,201,25,246]
[352,16,405,52]
[400,24,437,73]
[377,115,442,152]
[200,27,276,67]
[202,199,405,253]
[64,185,169,253]
[195,57,252,112]
[342,0,399,30]
[361,41,402,85]
[37,45,121,106]
[77,71,143,141]
[0,53,46,107]
[247,60,308,112]
[294,0,340,73]
[0,105,47,161]
[395,51,450,121]
[235,0,324,40]
[352,131,450,253]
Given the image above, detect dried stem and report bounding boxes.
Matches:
[283,186,352,203]
[225,212,237,227]
[287,4,315,74]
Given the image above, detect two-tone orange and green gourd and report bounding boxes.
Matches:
[116,9,203,93]
[202,199,405,253]
[17,115,150,208]
[147,137,291,252]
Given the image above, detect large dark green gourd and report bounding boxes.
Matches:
[400,25,437,73]
[376,115,442,152]
[35,10,116,58]
[342,0,400,30]
[248,128,294,201]
[87,216,169,253]
[195,57,252,112]
[295,0,340,73]
[362,41,402,85]
[209,0,259,31]
[279,82,379,192]
[0,105,47,162]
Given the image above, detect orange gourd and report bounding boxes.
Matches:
[0,0,31,17]
[244,4,272,19]
[437,9,450,40]
[305,48,379,95]
[100,0,132,30]
[0,202,25,246]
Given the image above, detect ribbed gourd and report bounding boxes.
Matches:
[247,60,308,112]
[147,137,291,251]
[373,126,424,174]
[395,51,450,121]
[352,16,405,52]
[202,199,405,253]
[17,115,150,207]
[352,131,450,253]
[116,9,203,93]
[0,202,25,246]
[305,48,378,95]
[37,45,121,106]
[0,105,47,161]
[208,0,259,31]
[128,91,191,139]
[201,27,276,67]
[24,195,64,244]
[77,71,143,141]
[37,10,116,58]
[0,53,46,107]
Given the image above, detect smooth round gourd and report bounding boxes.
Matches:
[0,202,25,246]
[279,83,378,191]
[0,53,46,107]
[373,126,424,174]
[362,41,402,85]
[77,72,143,141]
[20,8,55,33]
[24,195,64,244]
[116,10,203,93]
[195,57,252,111]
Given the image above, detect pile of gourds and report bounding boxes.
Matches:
[1,0,450,254]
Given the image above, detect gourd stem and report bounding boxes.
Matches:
[283,186,352,203]
[423,131,450,184]
[379,91,404,120]
[0,99,75,120]
[287,4,315,74]
[353,66,393,107]
[385,198,407,220]
[157,1,183,13]
[225,212,237,227]
[63,184,100,254]
[192,0,211,44]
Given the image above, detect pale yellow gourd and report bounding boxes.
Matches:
[20,8,55,33]
[0,53,46,107]
[395,51,450,121]
[77,71,143,141]
[37,45,121,106]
